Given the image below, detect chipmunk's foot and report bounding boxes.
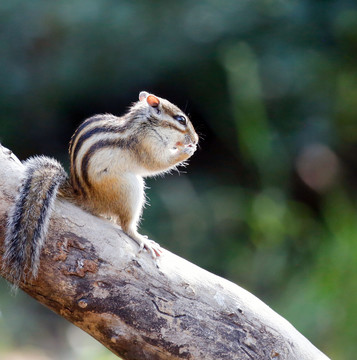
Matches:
[136,235,162,258]
[124,230,162,258]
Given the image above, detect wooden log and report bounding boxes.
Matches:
[0,145,330,360]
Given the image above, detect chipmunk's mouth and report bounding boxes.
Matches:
[185,144,197,155]
[170,147,179,153]
[170,143,196,155]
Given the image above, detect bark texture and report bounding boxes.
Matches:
[0,145,330,360]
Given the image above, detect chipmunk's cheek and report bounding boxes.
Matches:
[169,147,179,155]
[169,141,183,152]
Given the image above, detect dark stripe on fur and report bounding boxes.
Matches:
[3,157,67,289]
[69,115,105,155]
[29,177,60,275]
[72,122,131,166]
[71,123,132,196]
[160,120,186,133]
[143,115,186,134]
[4,164,38,284]
[80,137,137,187]
[69,116,103,195]
[11,166,36,243]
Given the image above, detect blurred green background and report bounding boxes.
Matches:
[1,0,357,359]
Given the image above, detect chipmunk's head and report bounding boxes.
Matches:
[137,91,198,159]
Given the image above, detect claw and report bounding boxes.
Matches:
[138,241,145,254]
[117,227,163,258]
[149,240,163,257]
[141,238,162,258]
[126,231,162,258]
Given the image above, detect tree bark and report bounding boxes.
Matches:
[0,144,330,360]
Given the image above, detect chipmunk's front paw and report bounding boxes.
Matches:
[137,236,162,258]
[127,231,162,258]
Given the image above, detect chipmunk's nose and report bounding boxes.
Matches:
[193,130,199,145]
[185,133,199,146]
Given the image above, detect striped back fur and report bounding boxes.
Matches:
[68,94,198,196]
[68,114,132,195]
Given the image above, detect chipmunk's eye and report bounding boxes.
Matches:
[173,115,187,126]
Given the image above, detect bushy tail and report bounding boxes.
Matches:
[2,156,67,289]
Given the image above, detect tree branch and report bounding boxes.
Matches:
[0,145,330,360]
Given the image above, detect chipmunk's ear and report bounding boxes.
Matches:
[139,91,160,107]
[139,91,149,101]
[146,95,160,108]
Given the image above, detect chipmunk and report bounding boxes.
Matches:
[2,91,198,287]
